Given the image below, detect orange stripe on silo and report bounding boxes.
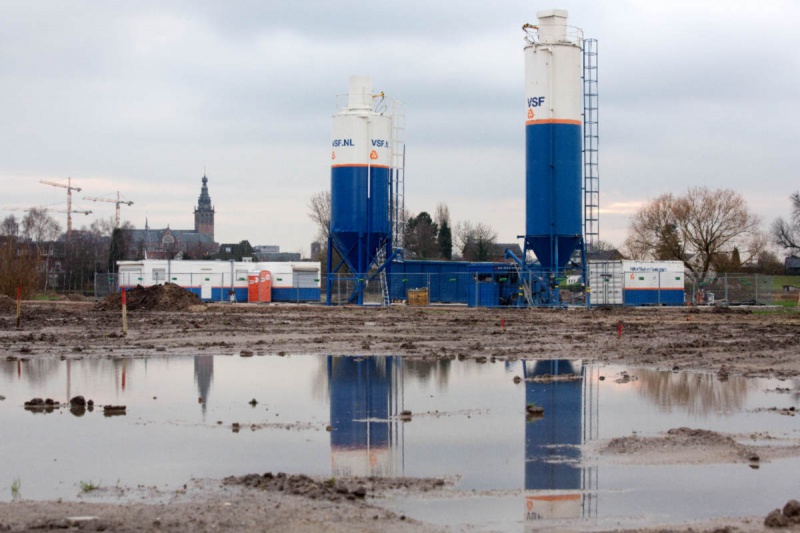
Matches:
[525,119,582,126]
[527,494,582,502]
[331,164,391,169]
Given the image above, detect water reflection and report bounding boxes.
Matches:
[633,368,751,415]
[2,353,799,528]
[328,356,404,478]
[194,356,214,417]
[403,359,451,390]
[1,358,61,385]
[523,359,599,525]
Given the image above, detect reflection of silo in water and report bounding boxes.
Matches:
[328,356,403,478]
[194,356,214,417]
[524,359,598,523]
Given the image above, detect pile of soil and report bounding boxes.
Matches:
[94,283,205,312]
[224,472,447,503]
[599,427,758,465]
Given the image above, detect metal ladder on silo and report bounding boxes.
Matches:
[583,38,600,251]
[376,249,391,306]
[391,102,406,258]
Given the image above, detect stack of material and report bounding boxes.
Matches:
[407,288,428,307]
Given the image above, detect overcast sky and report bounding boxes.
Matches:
[1,0,797,256]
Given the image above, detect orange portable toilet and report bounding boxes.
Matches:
[259,270,272,303]
[248,272,260,303]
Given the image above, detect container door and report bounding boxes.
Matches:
[294,270,318,301]
[200,278,212,300]
[260,270,272,303]
[248,274,259,303]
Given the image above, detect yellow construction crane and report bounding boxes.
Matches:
[40,177,82,239]
[83,192,134,228]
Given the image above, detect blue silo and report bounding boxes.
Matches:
[523,10,584,272]
[327,76,395,305]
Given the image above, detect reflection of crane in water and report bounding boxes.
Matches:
[523,359,599,524]
[328,356,404,478]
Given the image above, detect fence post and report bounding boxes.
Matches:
[724,273,728,304]
[755,273,759,304]
[657,271,662,306]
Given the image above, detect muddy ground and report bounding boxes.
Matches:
[1,300,800,532]
[2,300,800,378]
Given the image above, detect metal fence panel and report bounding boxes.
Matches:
[693,273,772,306]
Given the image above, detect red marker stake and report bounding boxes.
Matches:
[501,318,506,333]
[121,288,128,336]
[617,322,623,339]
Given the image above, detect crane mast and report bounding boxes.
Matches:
[83,191,134,228]
[40,177,82,240]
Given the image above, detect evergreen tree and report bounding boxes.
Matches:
[438,220,452,260]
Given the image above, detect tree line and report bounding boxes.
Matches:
[624,187,797,282]
[311,185,800,282]
[307,191,499,263]
[0,209,122,297]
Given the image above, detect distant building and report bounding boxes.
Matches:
[254,245,280,254]
[786,256,800,275]
[122,175,218,260]
[489,243,523,262]
[217,240,254,261]
[251,244,301,262]
[255,251,302,262]
[310,241,322,260]
[585,248,626,262]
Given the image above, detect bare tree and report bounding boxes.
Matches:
[18,209,62,292]
[307,190,331,242]
[624,188,762,282]
[21,208,61,248]
[589,240,620,254]
[1,215,19,238]
[89,216,117,239]
[455,221,497,262]
[771,191,800,255]
[434,203,450,228]
[0,231,38,298]
[623,194,683,261]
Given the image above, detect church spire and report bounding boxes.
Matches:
[197,174,213,211]
[194,174,215,238]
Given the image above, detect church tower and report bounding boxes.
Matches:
[194,174,215,239]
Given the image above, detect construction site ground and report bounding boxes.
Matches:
[1,297,799,532]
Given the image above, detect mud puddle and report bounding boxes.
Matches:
[1,356,798,531]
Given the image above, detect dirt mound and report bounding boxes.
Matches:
[94,283,205,312]
[0,294,17,313]
[712,305,751,315]
[224,472,448,503]
[598,427,758,465]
